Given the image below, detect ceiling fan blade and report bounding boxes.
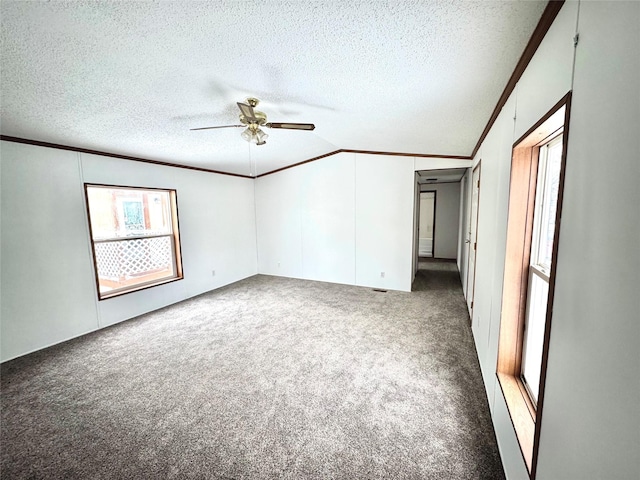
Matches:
[237,102,257,122]
[266,122,315,131]
[190,124,243,131]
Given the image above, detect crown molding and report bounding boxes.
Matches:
[0,135,254,179]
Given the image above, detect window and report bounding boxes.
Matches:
[85,185,183,299]
[496,93,571,477]
[521,135,562,404]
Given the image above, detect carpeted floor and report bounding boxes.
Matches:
[1,261,504,479]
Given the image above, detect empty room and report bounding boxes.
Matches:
[1,1,638,479]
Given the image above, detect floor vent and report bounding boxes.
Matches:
[372,289,388,293]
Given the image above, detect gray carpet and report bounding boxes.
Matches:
[1,261,504,479]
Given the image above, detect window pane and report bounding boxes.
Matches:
[86,187,172,239]
[535,138,562,272]
[521,271,549,404]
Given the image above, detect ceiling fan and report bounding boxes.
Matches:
[191,97,315,145]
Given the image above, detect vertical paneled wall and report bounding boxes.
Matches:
[0,142,258,361]
[256,152,415,292]
[256,153,471,292]
[354,154,414,291]
[459,1,640,478]
[1,143,99,361]
[535,2,640,478]
[255,153,356,286]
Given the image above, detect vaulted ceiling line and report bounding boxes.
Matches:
[0,135,471,179]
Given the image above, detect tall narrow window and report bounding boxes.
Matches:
[496,93,571,476]
[521,135,562,404]
[85,185,183,299]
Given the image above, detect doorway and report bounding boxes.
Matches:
[412,168,467,290]
[418,191,436,258]
[465,162,481,316]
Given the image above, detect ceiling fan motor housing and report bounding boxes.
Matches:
[240,111,267,126]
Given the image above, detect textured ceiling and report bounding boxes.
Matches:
[1,1,547,176]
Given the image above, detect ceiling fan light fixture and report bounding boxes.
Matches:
[241,127,253,142]
[255,129,268,145]
[241,125,268,145]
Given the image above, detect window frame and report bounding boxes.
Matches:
[496,92,571,478]
[84,183,184,300]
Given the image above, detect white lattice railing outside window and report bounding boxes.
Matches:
[95,235,173,280]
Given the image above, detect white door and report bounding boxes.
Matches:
[466,163,481,314]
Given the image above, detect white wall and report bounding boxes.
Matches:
[255,152,414,291]
[419,183,460,259]
[535,2,640,478]
[0,142,257,362]
[255,152,356,285]
[0,144,471,360]
[459,1,640,478]
[414,158,472,171]
[1,144,100,362]
[355,154,414,291]
[256,153,471,292]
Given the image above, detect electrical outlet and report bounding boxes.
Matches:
[380,271,385,278]
[278,262,281,268]
[212,270,216,277]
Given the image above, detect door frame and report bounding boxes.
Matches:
[419,190,437,258]
[412,173,420,280]
[459,172,469,284]
[465,161,481,318]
